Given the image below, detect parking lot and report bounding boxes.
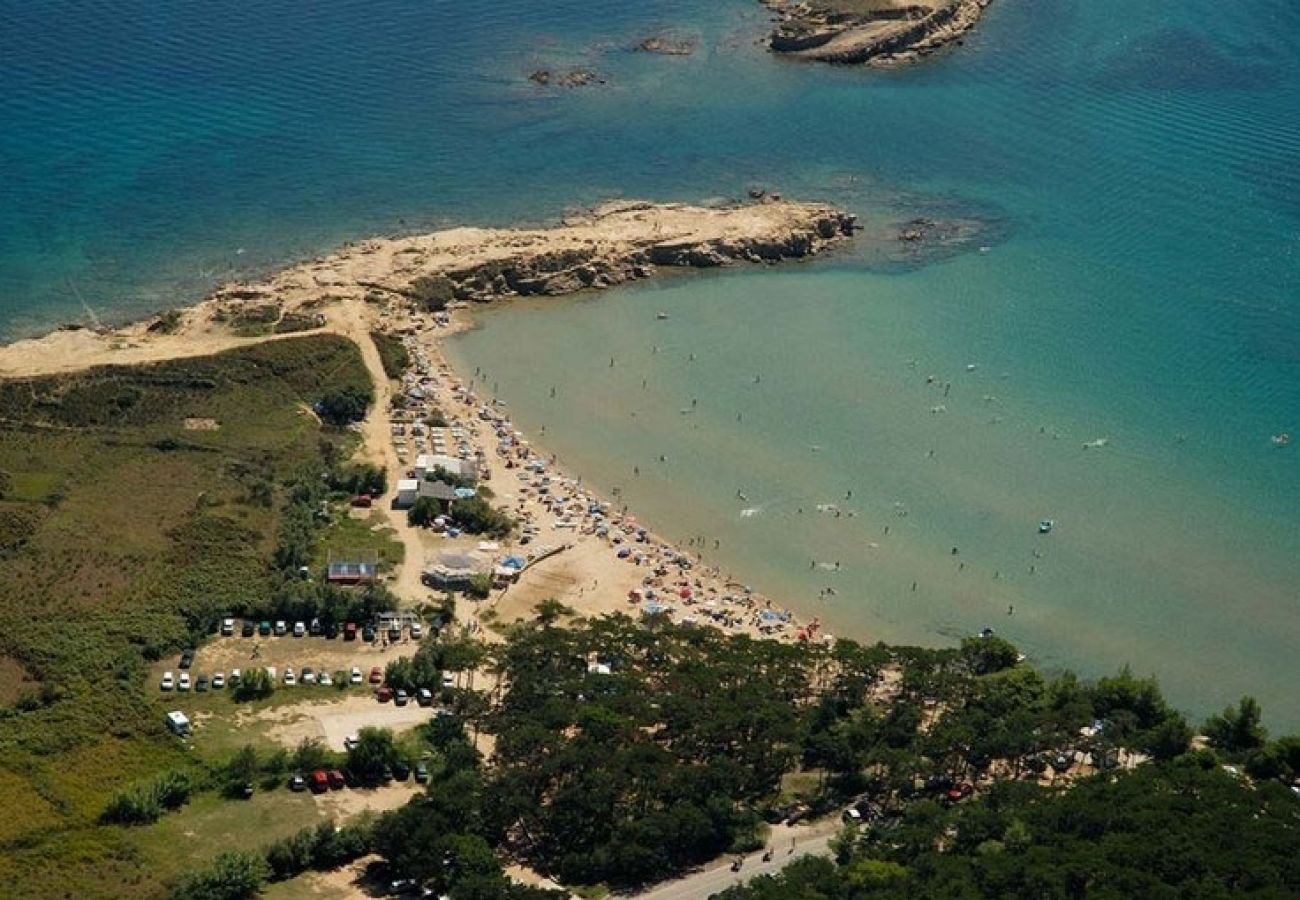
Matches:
[154,623,425,693]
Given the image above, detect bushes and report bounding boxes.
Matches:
[265,820,374,881]
[172,850,269,900]
[346,727,401,786]
[316,385,373,428]
[101,769,197,825]
[232,667,274,702]
[408,497,442,527]
[452,495,513,539]
[406,274,456,311]
[330,462,386,497]
[370,330,411,379]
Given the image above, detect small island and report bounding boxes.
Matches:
[761,0,994,66]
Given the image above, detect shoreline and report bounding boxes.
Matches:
[762,0,994,67]
[0,198,856,645]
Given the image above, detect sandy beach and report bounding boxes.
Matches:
[0,198,853,645]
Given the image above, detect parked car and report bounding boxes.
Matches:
[416,688,433,707]
[178,649,195,669]
[369,666,383,684]
[319,671,333,686]
[945,783,974,803]
[344,734,360,751]
[230,668,242,684]
[288,774,307,792]
[324,622,339,639]
[394,689,409,707]
[293,621,306,638]
[195,675,209,693]
[241,620,255,638]
[344,622,358,641]
[377,686,393,703]
[441,672,456,689]
[283,667,296,686]
[327,769,346,790]
[301,666,316,685]
[392,761,411,781]
[310,770,330,793]
[362,625,376,642]
[350,666,364,685]
[410,622,423,640]
[160,671,175,691]
[274,620,287,636]
[258,620,272,636]
[413,762,429,784]
[211,672,226,689]
[309,618,323,636]
[178,673,191,691]
[388,625,401,642]
[220,617,235,636]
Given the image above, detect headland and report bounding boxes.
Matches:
[0,198,856,644]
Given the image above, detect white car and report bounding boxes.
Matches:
[318,671,333,686]
[283,667,296,686]
[410,622,423,640]
[220,617,235,636]
[178,673,191,691]
[230,668,242,684]
[211,672,226,689]
[349,666,363,685]
[441,672,456,689]
[160,671,175,691]
[274,620,287,636]
[344,734,360,751]
[301,667,316,685]
[293,621,306,637]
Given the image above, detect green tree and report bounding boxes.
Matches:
[232,666,274,702]
[347,727,399,785]
[317,385,372,427]
[1204,696,1268,755]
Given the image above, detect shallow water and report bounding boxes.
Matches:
[2,0,1299,723]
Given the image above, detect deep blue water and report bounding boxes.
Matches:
[2,0,1299,723]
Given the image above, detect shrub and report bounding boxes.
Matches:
[452,495,513,539]
[317,385,372,428]
[370,330,410,379]
[172,850,269,900]
[232,667,274,702]
[346,728,399,786]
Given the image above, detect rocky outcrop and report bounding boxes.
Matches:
[419,204,856,302]
[528,68,606,88]
[764,0,993,66]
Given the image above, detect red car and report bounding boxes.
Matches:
[369,666,383,684]
[310,770,329,794]
[344,622,358,641]
[945,783,974,803]
[376,685,393,702]
[327,769,346,790]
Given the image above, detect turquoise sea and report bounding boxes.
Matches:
[2,0,1298,725]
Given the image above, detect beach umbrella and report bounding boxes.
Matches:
[678,587,692,599]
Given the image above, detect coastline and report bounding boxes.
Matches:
[762,0,994,67]
[0,198,856,645]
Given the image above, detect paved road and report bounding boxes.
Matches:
[620,828,837,900]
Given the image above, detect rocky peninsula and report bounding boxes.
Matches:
[762,0,993,66]
[0,199,856,377]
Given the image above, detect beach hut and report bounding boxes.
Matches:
[395,478,420,508]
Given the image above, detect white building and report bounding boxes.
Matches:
[413,453,478,482]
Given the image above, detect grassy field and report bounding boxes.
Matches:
[0,334,374,898]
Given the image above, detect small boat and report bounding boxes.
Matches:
[1038,519,1054,534]
[1271,432,1291,447]
[656,311,669,320]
